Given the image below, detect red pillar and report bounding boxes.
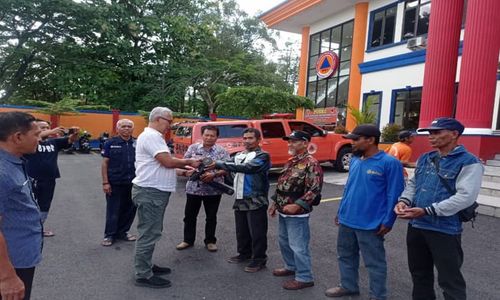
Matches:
[112,109,120,135]
[419,0,464,128]
[455,0,500,129]
[50,114,60,128]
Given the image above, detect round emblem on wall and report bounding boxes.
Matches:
[316,51,340,79]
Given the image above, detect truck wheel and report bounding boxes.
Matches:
[333,146,352,172]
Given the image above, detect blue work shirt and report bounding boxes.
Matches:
[25,137,70,179]
[338,151,405,230]
[102,136,136,185]
[0,149,43,268]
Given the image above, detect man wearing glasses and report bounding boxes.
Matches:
[132,107,200,289]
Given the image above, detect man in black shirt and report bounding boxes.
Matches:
[25,120,79,237]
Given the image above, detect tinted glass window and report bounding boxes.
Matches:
[216,124,248,138]
[289,122,323,137]
[261,122,286,138]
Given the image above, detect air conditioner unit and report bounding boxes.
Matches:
[407,36,427,51]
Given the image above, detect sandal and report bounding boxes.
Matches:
[101,238,113,247]
[119,234,137,242]
[43,230,55,237]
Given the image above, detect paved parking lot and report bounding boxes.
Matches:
[32,153,500,300]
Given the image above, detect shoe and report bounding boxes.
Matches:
[101,238,113,247]
[244,260,266,273]
[43,230,55,237]
[227,255,251,264]
[282,279,314,290]
[272,268,295,277]
[206,243,218,252]
[325,286,360,297]
[118,233,137,241]
[134,276,171,288]
[152,265,171,275]
[175,242,192,250]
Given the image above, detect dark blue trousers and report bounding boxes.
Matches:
[104,183,136,239]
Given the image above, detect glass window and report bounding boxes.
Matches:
[261,122,286,139]
[393,88,422,130]
[216,124,248,138]
[175,126,192,137]
[402,0,431,40]
[369,4,397,48]
[289,122,324,137]
[306,20,353,109]
[364,93,381,125]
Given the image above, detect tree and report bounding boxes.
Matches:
[347,97,377,126]
[215,86,313,119]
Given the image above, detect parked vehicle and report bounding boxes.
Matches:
[173,119,352,171]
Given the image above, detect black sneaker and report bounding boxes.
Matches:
[152,265,171,275]
[135,276,171,288]
[244,260,266,273]
[227,254,251,264]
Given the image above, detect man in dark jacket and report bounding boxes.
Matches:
[269,131,323,290]
[210,128,271,273]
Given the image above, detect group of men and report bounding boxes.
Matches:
[0,107,483,300]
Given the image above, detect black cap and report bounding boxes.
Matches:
[343,124,381,140]
[417,117,465,135]
[398,130,416,140]
[283,130,311,142]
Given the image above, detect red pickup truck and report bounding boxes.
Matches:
[173,119,352,171]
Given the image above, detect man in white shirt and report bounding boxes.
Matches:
[132,107,200,289]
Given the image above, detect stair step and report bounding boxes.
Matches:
[486,160,500,167]
[477,194,500,218]
[485,165,500,173]
[480,181,500,197]
[495,154,500,160]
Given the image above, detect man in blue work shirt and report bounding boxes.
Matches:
[325,124,404,300]
[101,119,137,247]
[25,119,79,237]
[0,112,42,300]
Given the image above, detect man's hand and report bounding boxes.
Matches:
[394,201,409,215]
[0,272,25,300]
[204,162,216,171]
[103,183,112,195]
[40,126,65,138]
[268,202,277,218]
[398,207,426,219]
[200,172,215,183]
[68,127,80,143]
[282,204,304,215]
[184,166,196,177]
[334,215,340,226]
[188,159,202,168]
[376,224,392,236]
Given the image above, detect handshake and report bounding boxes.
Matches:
[189,157,234,195]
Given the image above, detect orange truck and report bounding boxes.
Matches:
[173,119,353,171]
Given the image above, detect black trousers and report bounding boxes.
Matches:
[33,179,56,214]
[104,184,136,239]
[234,206,268,262]
[183,194,222,245]
[407,225,466,300]
[0,267,35,300]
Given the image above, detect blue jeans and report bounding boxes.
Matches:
[278,215,313,282]
[337,224,387,300]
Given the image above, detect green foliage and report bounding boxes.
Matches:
[215,86,313,119]
[25,98,81,116]
[138,110,202,122]
[381,123,403,143]
[334,124,348,134]
[347,97,376,126]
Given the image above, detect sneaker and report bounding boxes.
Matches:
[152,265,171,275]
[325,286,360,297]
[244,260,266,273]
[227,254,251,264]
[135,276,171,289]
[206,243,218,252]
[282,279,314,290]
[175,241,192,250]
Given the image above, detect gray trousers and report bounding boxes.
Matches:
[132,185,171,279]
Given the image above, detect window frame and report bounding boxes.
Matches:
[401,0,431,41]
[390,87,423,130]
[362,91,383,127]
[367,2,398,51]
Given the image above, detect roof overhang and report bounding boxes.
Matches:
[260,0,364,33]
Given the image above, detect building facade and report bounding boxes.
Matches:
[260,0,500,160]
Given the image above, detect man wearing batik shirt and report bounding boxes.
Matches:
[269,131,323,291]
[176,125,229,252]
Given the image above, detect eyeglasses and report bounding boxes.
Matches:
[159,117,173,124]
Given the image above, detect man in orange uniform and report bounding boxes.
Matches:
[386,131,416,180]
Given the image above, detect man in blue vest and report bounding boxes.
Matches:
[101,119,137,247]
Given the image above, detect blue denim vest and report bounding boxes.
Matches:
[410,145,480,235]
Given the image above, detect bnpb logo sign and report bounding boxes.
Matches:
[315,51,340,79]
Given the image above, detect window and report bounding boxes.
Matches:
[288,121,323,137]
[306,20,354,113]
[216,124,248,138]
[175,126,192,137]
[261,122,286,138]
[392,88,422,130]
[402,0,431,40]
[363,92,382,126]
[369,4,397,48]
